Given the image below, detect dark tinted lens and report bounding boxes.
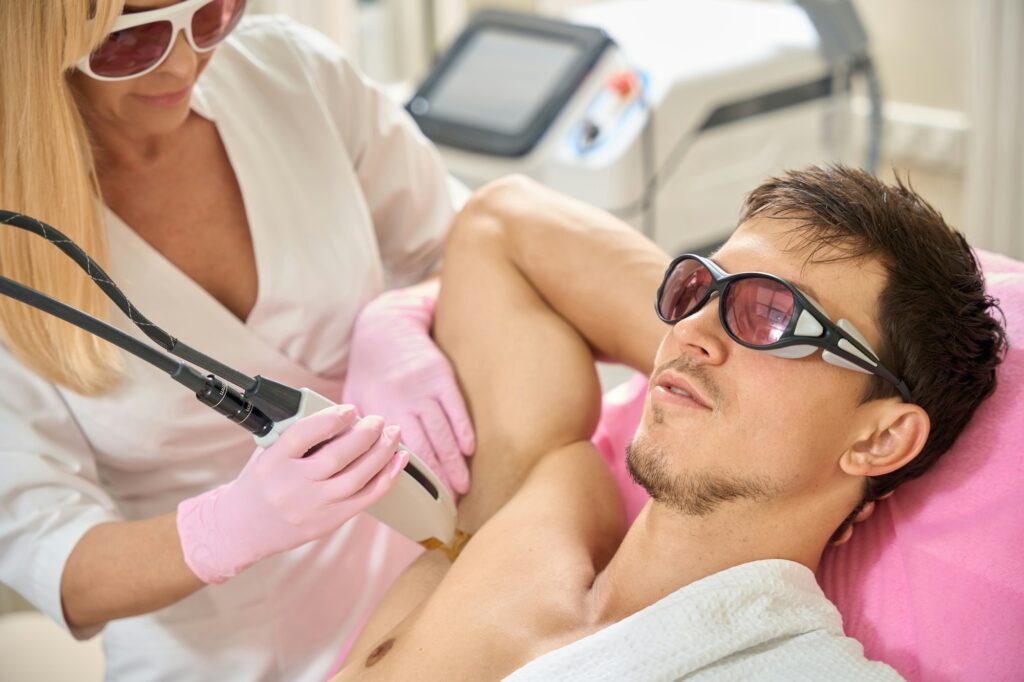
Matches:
[192,0,246,49]
[89,21,173,78]
[658,258,713,322]
[723,277,795,346]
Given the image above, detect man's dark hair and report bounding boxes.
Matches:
[740,165,1007,501]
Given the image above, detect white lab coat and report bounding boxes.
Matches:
[0,16,457,681]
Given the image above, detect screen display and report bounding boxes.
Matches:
[426,29,581,135]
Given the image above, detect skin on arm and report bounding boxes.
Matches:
[337,177,672,674]
[480,175,669,377]
[61,514,205,632]
[447,176,667,528]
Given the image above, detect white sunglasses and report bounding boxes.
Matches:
[76,0,247,82]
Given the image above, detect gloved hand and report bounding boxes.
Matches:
[177,405,406,584]
[343,280,475,495]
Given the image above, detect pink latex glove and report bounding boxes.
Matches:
[177,405,407,584]
[343,280,475,495]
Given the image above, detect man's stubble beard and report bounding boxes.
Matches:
[625,428,776,516]
[636,355,777,515]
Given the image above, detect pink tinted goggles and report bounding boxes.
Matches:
[655,253,912,402]
[76,0,246,81]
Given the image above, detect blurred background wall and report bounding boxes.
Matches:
[248,0,1021,258]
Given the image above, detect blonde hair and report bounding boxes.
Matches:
[0,0,126,394]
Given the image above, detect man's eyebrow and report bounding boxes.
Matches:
[706,254,824,304]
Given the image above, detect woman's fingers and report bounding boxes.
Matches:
[320,424,403,500]
[300,416,387,480]
[419,400,470,494]
[854,500,876,523]
[437,382,476,456]
[273,405,358,460]
[327,449,409,521]
[831,524,855,546]
[394,418,439,487]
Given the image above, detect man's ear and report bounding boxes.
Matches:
[841,403,931,477]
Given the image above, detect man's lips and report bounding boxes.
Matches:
[652,370,712,410]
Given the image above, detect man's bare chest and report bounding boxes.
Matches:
[347,580,605,680]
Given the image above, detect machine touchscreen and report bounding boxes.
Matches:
[408,10,613,157]
[425,29,580,136]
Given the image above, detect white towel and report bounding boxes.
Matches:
[505,559,903,681]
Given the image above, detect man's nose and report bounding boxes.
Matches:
[670,294,728,365]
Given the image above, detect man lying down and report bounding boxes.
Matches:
[331,166,1006,680]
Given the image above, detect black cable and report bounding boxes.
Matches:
[0,275,274,437]
[0,275,190,383]
[0,210,302,421]
[0,211,252,387]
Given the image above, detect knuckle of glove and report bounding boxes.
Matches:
[265,485,295,514]
[332,477,359,501]
[385,361,436,387]
[281,505,309,529]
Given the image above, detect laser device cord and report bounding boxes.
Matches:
[0,209,302,431]
[0,209,461,546]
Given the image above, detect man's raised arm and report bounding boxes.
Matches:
[468,176,669,375]
[436,175,670,532]
[335,178,670,669]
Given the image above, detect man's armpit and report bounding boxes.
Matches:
[455,440,628,578]
[336,441,626,680]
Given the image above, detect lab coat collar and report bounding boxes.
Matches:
[102,205,339,397]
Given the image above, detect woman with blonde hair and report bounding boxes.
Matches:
[0,1,476,679]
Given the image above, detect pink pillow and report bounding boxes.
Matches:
[591,251,1024,680]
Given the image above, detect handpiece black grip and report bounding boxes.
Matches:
[196,375,274,437]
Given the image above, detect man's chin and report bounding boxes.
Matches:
[626,436,774,517]
[625,435,678,506]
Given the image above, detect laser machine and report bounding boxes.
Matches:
[407,0,879,255]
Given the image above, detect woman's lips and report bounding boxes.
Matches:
[134,85,191,108]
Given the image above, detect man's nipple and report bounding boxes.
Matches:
[365,638,396,668]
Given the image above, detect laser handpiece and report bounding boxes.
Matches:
[0,210,457,545]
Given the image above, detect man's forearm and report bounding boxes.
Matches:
[470,175,670,375]
[436,190,603,532]
[434,178,669,532]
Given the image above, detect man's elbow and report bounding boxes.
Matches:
[446,175,549,268]
[460,175,541,227]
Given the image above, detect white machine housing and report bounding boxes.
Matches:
[436,0,856,256]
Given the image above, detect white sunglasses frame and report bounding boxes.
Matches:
[75,0,243,82]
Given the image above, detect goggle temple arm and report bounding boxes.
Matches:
[823,319,913,403]
[786,292,881,375]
